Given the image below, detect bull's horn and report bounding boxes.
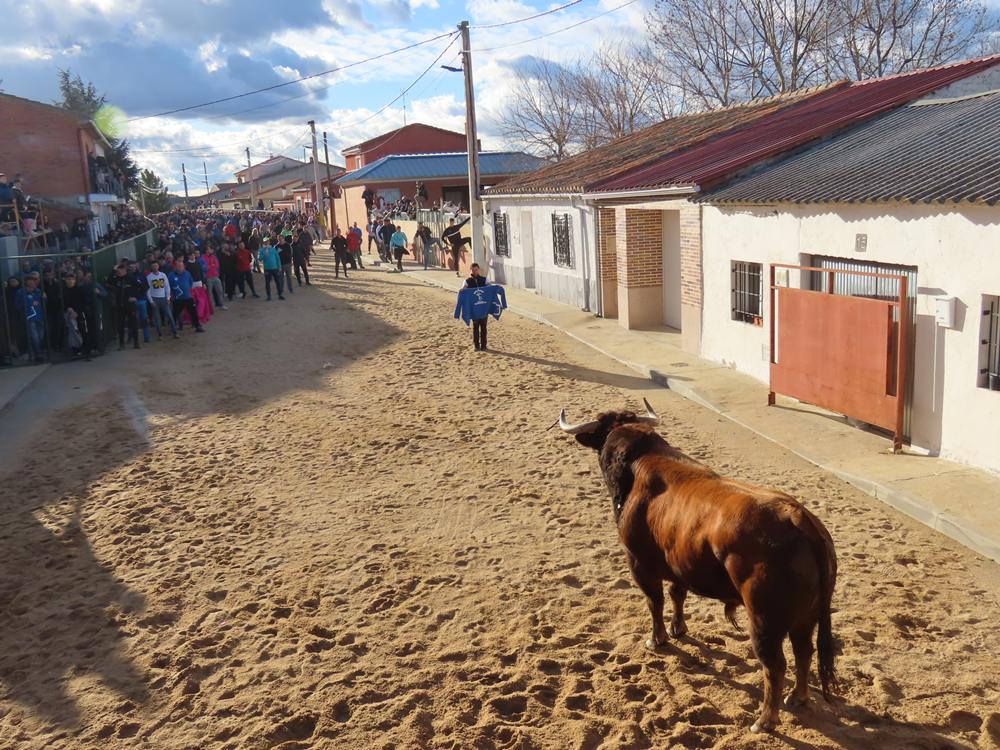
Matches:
[558,409,599,435]
[636,398,659,424]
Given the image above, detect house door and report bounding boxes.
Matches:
[520,210,535,289]
[810,255,918,439]
[662,211,682,330]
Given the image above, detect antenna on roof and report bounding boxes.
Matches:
[403,95,407,126]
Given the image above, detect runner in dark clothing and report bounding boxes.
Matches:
[330,230,350,279]
[442,217,472,277]
[292,232,310,286]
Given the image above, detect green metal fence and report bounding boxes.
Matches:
[1,228,157,368]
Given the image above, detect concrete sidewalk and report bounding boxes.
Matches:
[395,261,1000,565]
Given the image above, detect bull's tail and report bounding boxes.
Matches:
[810,516,838,701]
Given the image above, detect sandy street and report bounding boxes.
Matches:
[1,256,999,750]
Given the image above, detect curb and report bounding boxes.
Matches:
[0,363,51,418]
[406,269,1000,564]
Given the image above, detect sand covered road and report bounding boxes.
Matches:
[1,256,999,750]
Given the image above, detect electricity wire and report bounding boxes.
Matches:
[473,0,642,53]
[470,0,584,28]
[126,30,458,122]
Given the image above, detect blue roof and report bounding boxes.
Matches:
[336,151,548,185]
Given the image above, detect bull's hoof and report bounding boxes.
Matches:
[785,692,810,709]
[669,621,688,638]
[644,637,667,652]
[750,719,776,734]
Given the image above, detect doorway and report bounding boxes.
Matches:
[662,211,682,330]
[520,210,535,289]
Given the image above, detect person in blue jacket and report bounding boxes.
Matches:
[168,259,204,332]
[465,263,489,351]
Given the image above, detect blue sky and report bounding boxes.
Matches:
[0,0,649,193]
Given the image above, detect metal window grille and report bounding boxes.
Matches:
[731,261,762,323]
[984,295,1000,390]
[552,213,572,268]
[493,212,510,258]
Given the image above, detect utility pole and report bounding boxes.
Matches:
[458,20,484,266]
[181,162,190,207]
[324,131,339,231]
[309,120,324,238]
[246,147,256,210]
[203,161,210,195]
[139,183,147,215]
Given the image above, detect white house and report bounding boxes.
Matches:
[699,87,1000,472]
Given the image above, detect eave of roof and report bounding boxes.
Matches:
[700,90,1000,206]
[483,84,839,197]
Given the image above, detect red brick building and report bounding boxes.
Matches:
[0,93,115,203]
[341,124,471,171]
[0,92,126,243]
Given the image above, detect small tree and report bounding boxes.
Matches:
[56,69,138,198]
[138,169,170,214]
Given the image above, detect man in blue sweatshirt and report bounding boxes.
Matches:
[168,259,204,332]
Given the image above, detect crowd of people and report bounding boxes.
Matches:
[2,171,154,252]
[0,208,321,365]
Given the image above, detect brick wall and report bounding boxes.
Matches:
[0,95,90,199]
[615,208,663,288]
[597,207,616,284]
[679,203,702,306]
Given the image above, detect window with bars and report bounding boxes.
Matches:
[981,295,1000,390]
[552,213,573,268]
[493,212,510,257]
[731,260,763,324]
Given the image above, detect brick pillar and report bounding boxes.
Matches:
[615,208,664,329]
[679,203,703,354]
[596,207,618,318]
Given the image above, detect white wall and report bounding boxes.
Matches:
[484,197,599,311]
[701,203,1000,472]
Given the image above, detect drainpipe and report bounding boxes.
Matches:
[592,205,603,317]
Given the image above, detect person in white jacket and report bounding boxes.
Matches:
[145,260,178,339]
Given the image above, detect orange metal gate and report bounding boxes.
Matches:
[768,264,911,452]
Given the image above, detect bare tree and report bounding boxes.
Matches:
[495,58,580,162]
[647,0,999,108]
[572,42,672,148]
[829,0,999,80]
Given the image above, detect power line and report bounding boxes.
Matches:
[126,30,457,122]
[473,0,642,53]
[471,0,584,28]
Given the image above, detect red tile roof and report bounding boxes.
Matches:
[485,85,837,196]
[590,54,1000,193]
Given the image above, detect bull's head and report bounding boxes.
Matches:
[557,399,660,450]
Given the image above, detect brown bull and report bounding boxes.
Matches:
[559,400,838,733]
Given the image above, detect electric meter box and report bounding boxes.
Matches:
[935,296,956,328]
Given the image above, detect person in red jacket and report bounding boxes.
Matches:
[235,240,259,298]
[346,224,363,269]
